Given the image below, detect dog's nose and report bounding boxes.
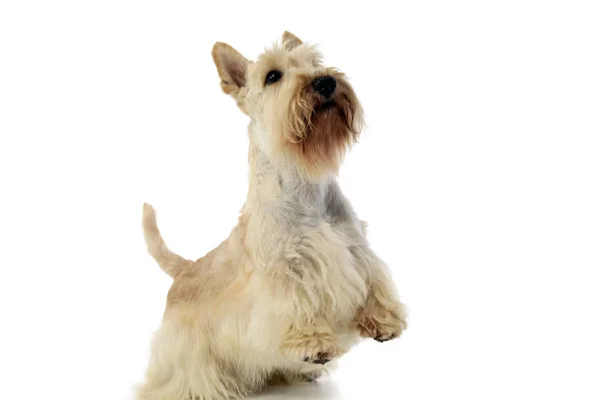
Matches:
[312,76,337,98]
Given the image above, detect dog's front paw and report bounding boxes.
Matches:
[303,351,334,365]
[283,332,341,364]
[357,302,408,342]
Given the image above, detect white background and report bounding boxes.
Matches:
[1,1,599,399]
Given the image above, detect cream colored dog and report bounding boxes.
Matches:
[138,32,408,400]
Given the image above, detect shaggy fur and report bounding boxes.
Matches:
[137,32,408,400]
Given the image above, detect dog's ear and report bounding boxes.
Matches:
[212,42,249,96]
[282,31,303,51]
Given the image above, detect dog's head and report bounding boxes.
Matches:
[212,32,363,180]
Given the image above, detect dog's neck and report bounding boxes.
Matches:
[237,123,361,254]
[241,123,338,222]
[246,142,330,208]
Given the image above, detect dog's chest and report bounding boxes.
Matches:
[267,181,368,317]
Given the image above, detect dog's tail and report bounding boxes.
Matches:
[142,203,190,278]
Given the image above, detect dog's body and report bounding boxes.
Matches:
[138,32,407,400]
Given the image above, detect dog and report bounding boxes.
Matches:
[137,31,408,400]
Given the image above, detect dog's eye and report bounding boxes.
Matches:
[265,70,282,85]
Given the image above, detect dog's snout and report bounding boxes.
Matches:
[312,76,337,98]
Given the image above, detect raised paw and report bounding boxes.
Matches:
[357,301,408,342]
[303,352,332,365]
[282,329,341,365]
[374,332,398,342]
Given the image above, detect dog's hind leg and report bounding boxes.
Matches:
[136,321,254,400]
[266,365,325,385]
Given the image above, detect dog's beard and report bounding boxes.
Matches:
[284,73,363,180]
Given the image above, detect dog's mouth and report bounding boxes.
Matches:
[315,100,336,113]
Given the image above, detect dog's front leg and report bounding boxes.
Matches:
[281,319,342,365]
[355,252,408,342]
